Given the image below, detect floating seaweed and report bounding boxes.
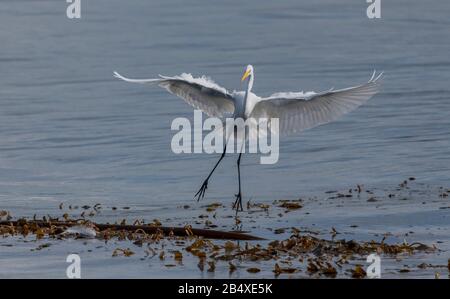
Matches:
[0,219,263,241]
[112,248,135,257]
[0,177,445,278]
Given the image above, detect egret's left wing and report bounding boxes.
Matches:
[114,71,235,118]
[249,72,383,136]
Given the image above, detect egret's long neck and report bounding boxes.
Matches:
[244,73,254,114]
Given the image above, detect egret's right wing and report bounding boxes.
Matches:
[249,72,383,136]
[114,71,235,118]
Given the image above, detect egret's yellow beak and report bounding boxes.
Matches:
[241,69,251,81]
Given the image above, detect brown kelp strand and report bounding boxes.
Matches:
[0,219,264,241]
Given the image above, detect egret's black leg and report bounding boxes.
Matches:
[194,145,227,202]
[233,152,244,213]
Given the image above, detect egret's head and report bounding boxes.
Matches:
[241,65,254,81]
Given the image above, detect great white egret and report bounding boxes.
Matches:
[113,65,382,212]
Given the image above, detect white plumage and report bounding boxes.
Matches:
[114,65,382,212]
[113,66,382,136]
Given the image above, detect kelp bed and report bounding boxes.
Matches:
[0,219,263,241]
[1,178,449,278]
[0,214,443,278]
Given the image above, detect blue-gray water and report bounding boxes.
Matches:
[1,0,449,278]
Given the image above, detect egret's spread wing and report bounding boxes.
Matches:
[250,72,383,136]
[114,71,235,118]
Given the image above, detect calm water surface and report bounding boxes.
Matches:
[0,0,449,278]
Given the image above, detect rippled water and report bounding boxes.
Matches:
[1,0,449,278]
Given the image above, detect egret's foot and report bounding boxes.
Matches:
[194,180,208,202]
[233,192,244,213]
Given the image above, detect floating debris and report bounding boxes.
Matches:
[275,199,303,210]
[173,251,183,262]
[279,202,302,210]
[34,243,51,251]
[274,228,286,234]
[204,203,222,212]
[229,262,237,274]
[207,260,216,272]
[0,210,11,221]
[247,201,270,211]
[0,178,444,279]
[274,263,297,276]
[62,224,97,238]
[357,185,363,193]
[112,248,135,257]
[0,219,263,240]
[351,265,366,278]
